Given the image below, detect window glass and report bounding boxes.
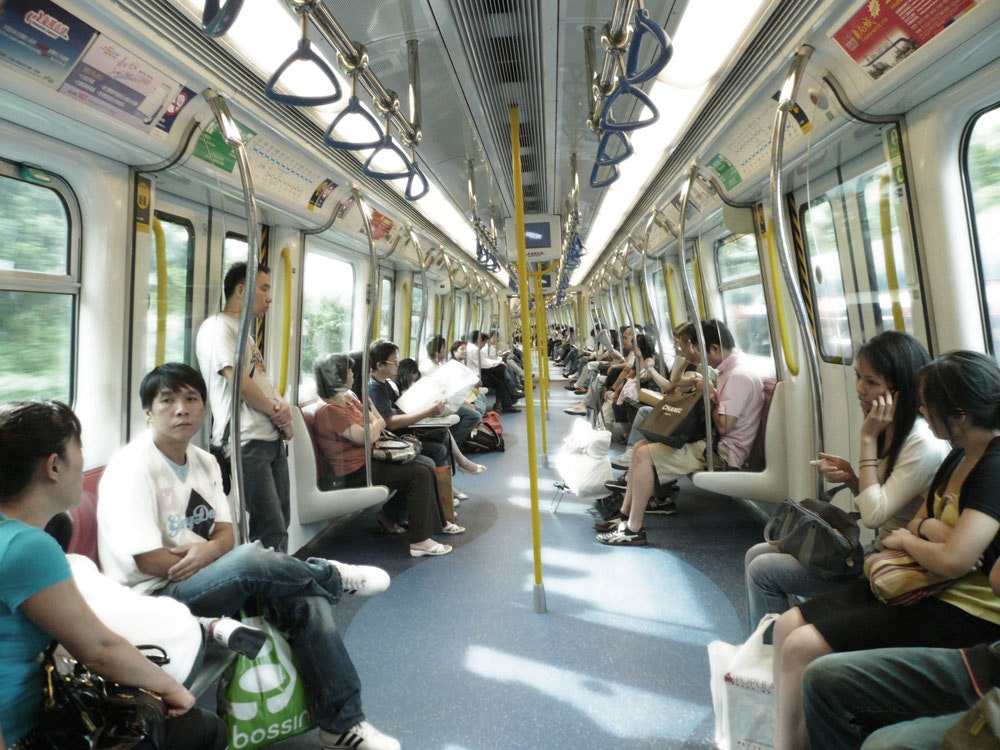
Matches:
[859,173,914,332]
[717,234,772,357]
[378,277,393,340]
[146,214,193,368]
[222,234,248,276]
[409,283,423,358]
[967,106,1000,356]
[0,292,74,401]
[0,174,69,274]
[802,198,852,363]
[0,168,76,403]
[299,251,354,397]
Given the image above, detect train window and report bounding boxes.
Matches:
[717,234,772,357]
[409,282,423,357]
[299,250,354,396]
[802,198,852,363]
[966,106,1000,355]
[455,294,467,339]
[223,234,248,276]
[378,277,393,340]
[0,166,78,403]
[147,214,194,368]
[858,173,916,333]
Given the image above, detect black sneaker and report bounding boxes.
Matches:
[593,511,626,531]
[596,522,647,546]
[646,496,678,515]
[588,493,623,520]
[605,475,628,493]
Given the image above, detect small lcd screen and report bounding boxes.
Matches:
[524,221,551,249]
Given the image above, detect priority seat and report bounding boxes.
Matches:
[288,404,388,551]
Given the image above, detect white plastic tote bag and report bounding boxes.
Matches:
[707,614,778,750]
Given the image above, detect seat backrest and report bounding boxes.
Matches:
[298,400,345,490]
[68,467,104,566]
[744,376,776,471]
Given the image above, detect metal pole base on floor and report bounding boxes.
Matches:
[534,583,547,613]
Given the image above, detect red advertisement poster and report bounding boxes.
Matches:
[834,0,976,79]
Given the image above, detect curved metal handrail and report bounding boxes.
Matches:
[407,224,430,356]
[640,211,669,378]
[352,188,381,490]
[770,45,824,496]
[676,164,714,471]
[204,89,259,544]
[152,216,167,366]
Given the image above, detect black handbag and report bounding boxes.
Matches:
[636,387,706,447]
[12,642,168,750]
[763,496,864,581]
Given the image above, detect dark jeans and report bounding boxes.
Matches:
[135,708,227,750]
[451,405,481,447]
[157,543,364,733]
[241,438,290,552]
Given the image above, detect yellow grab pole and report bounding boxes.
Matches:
[879,175,905,330]
[511,104,545,613]
[278,248,292,396]
[152,216,167,366]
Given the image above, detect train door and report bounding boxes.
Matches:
[797,132,928,469]
[126,191,246,442]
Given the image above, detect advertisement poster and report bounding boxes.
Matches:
[59,36,179,129]
[0,0,97,87]
[834,0,976,80]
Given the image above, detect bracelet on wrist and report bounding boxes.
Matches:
[917,517,931,540]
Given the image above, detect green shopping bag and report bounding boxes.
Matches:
[218,616,314,750]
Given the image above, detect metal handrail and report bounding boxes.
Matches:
[676,164,714,471]
[640,211,669,378]
[352,189,381,490]
[770,44,824,496]
[204,89,259,544]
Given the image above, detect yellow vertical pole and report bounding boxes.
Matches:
[511,104,545,613]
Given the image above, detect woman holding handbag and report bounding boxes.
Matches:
[773,351,1000,750]
[0,401,225,750]
[745,331,950,628]
[312,354,462,558]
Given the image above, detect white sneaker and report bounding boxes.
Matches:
[320,721,401,750]
[199,617,267,658]
[329,561,390,596]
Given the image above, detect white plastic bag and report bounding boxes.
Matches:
[708,614,778,750]
[554,418,612,494]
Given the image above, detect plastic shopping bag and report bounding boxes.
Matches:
[218,616,314,750]
[554,418,612,494]
[708,614,778,750]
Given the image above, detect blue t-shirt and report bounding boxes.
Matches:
[0,515,71,744]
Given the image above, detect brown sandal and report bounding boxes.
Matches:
[374,511,406,535]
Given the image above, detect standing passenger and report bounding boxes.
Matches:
[196,262,293,551]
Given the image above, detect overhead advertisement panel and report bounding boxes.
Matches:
[834,0,977,80]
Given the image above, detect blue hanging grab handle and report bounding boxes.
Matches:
[265,38,343,107]
[202,0,243,37]
[324,69,383,150]
[625,8,673,84]
[595,129,634,167]
[590,158,620,189]
[600,75,659,133]
[363,116,412,180]
[405,148,430,200]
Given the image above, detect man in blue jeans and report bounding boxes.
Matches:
[97,363,400,750]
[196,262,292,551]
[802,643,1000,749]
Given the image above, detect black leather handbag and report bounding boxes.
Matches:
[12,642,167,750]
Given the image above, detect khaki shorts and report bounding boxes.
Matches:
[647,440,730,483]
